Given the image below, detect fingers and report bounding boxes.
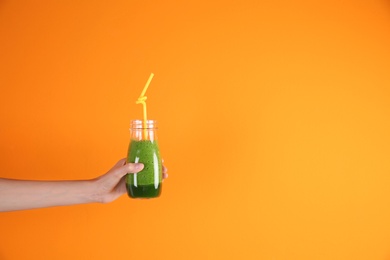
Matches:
[162,164,168,179]
[161,158,168,179]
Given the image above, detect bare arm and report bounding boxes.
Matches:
[0,159,144,212]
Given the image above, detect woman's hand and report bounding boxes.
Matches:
[90,158,168,203]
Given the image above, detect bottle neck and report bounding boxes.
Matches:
[130,120,158,141]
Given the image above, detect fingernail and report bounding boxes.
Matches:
[134,163,144,170]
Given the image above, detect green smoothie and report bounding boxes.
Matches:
[126,139,162,198]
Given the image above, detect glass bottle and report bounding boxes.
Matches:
[126,120,162,198]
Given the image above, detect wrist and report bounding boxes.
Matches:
[84,179,104,204]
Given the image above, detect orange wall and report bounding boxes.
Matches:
[1,0,390,259]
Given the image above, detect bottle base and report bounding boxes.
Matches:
[126,183,162,199]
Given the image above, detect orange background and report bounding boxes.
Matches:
[1,0,390,259]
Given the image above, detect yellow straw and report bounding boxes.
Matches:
[136,73,154,139]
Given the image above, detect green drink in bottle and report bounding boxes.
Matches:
[126,119,162,198]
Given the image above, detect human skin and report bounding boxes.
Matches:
[0,158,168,212]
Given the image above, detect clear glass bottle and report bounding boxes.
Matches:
[126,120,162,198]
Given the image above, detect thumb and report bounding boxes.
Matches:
[110,162,144,179]
[108,159,144,175]
[99,162,144,189]
[106,158,127,172]
[124,162,144,174]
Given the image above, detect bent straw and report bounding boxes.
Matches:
[136,73,154,139]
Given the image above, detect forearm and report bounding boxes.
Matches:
[0,178,96,212]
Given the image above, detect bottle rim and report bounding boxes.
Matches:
[130,119,158,129]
